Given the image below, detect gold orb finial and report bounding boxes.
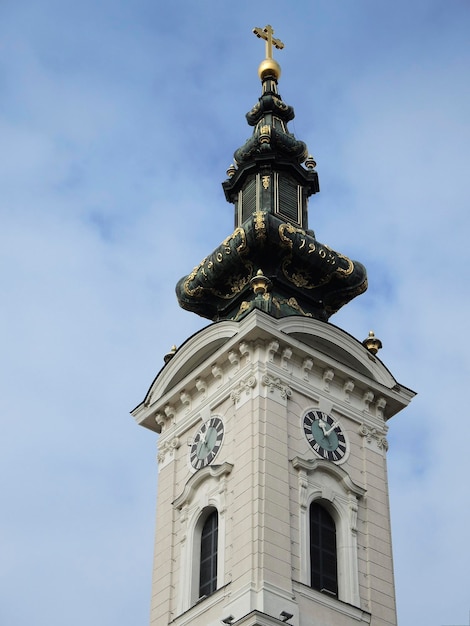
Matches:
[257,58,281,81]
[253,25,284,81]
[362,331,383,355]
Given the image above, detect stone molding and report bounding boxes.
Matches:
[292,456,365,607]
[135,313,415,436]
[174,463,233,614]
[292,457,366,502]
[293,582,371,624]
[134,313,415,434]
[173,462,233,511]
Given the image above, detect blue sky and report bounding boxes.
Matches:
[1,2,469,625]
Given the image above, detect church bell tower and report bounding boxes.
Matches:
[132,26,415,626]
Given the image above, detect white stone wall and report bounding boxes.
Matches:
[131,311,414,626]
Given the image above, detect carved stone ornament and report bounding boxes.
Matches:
[157,437,180,464]
[343,379,354,402]
[281,347,292,370]
[180,391,191,412]
[230,375,257,403]
[359,423,389,451]
[323,368,334,392]
[228,350,240,369]
[376,396,387,419]
[268,340,279,362]
[195,377,207,398]
[362,390,374,412]
[211,364,223,385]
[154,405,175,431]
[302,357,313,380]
[261,374,292,399]
[239,341,251,362]
[164,404,175,420]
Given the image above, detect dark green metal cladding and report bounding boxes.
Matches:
[234,77,308,167]
[175,210,367,323]
[175,71,367,322]
[223,75,318,232]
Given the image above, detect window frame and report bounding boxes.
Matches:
[293,456,365,607]
[309,501,338,596]
[198,508,219,599]
[173,462,232,613]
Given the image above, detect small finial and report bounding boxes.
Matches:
[305,155,317,170]
[362,331,382,355]
[226,163,236,178]
[253,24,284,80]
[163,345,177,364]
[250,269,271,295]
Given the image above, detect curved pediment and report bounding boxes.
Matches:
[277,316,397,387]
[172,462,233,510]
[142,320,240,407]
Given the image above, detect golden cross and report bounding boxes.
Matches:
[253,24,284,60]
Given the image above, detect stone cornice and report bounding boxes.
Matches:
[132,312,415,433]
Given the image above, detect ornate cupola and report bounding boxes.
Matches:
[225,25,316,232]
[176,25,367,322]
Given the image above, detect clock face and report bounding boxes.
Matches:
[190,417,224,470]
[303,410,347,463]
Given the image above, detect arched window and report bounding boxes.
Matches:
[199,509,218,598]
[173,463,232,613]
[310,502,337,596]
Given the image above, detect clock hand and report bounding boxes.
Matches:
[204,427,214,447]
[324,422,338,437]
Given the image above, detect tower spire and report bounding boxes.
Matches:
[175,26,367,322]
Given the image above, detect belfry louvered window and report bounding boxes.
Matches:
[277,175,299,223]
[241,176,257,222]
[199,509,218,598]
[310,502,338,596]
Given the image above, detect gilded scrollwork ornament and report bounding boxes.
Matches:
[253,211,267,241]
